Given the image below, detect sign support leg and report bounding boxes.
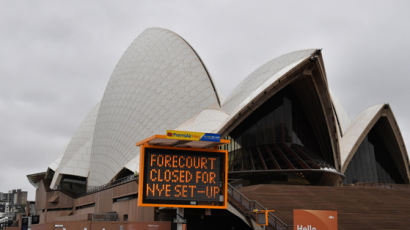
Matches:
[175,208,186,230]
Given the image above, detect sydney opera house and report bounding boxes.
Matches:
[27,28,410,230]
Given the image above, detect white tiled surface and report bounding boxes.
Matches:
[222,49,316,116]
[124,109,228,174]
[339,104,383,168]
[124,155,139,173]
[340,104,409,179]
[45,29,409,187]
[331,93,352,137]
[176,109,229,133]
[88,28,220,186]
[48,154,63,171]
[50,103,100,188]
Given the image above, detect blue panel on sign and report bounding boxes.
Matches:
[200,133,221,142]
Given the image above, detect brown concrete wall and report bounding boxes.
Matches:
[113,199,137,221]
[54,213,90,222]
[46,191,74,209]
[33,221,91,230]
[39,211,47,224]
[35,181,75,224]
[45,210,73,223]
[95,188,113,213]
[75,193,96,207]
[31,221,171,230]
[136,206,155,222]
[91,221,117,230]
[75,206,95,216]
[31,223,53,230]
[35,181,47,211]
[113,181,138,198]
[35,179,154,225]
[112,198,155,222]
[54,221,90,229]
[91,221,171,230]
[124,221,170,230]
[240,184,410,230]
[5,227,20,230]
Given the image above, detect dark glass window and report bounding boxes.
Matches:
[59,175,87,197]
[227,87,333,173]
[344,118,405,184]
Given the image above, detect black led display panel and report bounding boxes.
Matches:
[139,146,227,208]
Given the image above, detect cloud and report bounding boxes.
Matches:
[1,0,409,200]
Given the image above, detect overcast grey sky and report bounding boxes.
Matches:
[1,0,409,200]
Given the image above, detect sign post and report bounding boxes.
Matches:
[174,208,185,230]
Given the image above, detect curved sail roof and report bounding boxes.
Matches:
[49,103,100,188]
[222,49,317,116]
[88,28,220,186]
[218,49,341,170]
[48,154,63,172]
[340,104,384,168]
[124,155,139,173]
[331,93,351,137]
[176,109,229,133]
[30,28,410,190]
[340,104,410,181]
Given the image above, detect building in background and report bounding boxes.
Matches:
[27,28,410,230]
[0,189,28,229]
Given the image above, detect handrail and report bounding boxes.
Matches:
[227,183,290,230]
[86,174,138,195]
[56,174,139,198]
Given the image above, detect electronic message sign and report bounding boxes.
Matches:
[138,145,228,209]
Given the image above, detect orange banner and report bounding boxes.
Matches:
[293,209,337,230]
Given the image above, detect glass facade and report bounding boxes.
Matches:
[344,119,405,184]
[59,175,87,197]
[224,86,337,184]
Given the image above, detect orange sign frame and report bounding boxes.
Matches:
[137,144,228,209]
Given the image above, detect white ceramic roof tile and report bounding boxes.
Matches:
[331,93,352,136]
[88,28,220,186]
[340,104,383,167]
[48,154,63,171]
[50,103,100,187]
[124,155,139,173]
[176,109,229,133]
[222,49,317,116]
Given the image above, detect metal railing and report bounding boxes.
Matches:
[89,212,119,221]
[55,175,138,197]
[227,184,290,230]
[86,174,138,195]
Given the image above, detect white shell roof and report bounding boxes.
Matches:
[331,93,352,136]
[88,28,220,186]
[222,49,317,116]
[121,109,228,174]
[50,103,100,188]
[340,104,384,169]
[48,154,63,172]
[173,51,320,137]
[176,109,229,133]
[38,28,410,188]
[124,155,139,173]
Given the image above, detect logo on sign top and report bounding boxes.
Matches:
[166,130,221,142]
